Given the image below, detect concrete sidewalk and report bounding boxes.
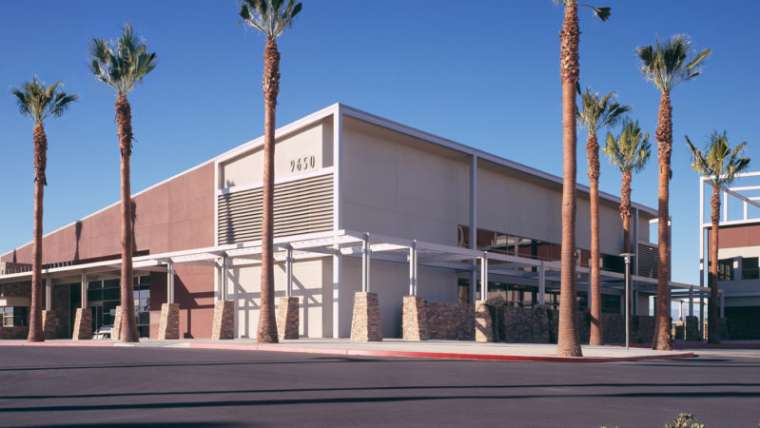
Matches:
[0,338,697,363]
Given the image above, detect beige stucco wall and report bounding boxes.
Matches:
[230,258,332,339]
[340,118,469,245]
[341,116,641,256]
[340,257,459,338]
[220,119,334,189]
[477,164,626,256]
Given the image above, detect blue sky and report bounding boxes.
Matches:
[1,1,758,284]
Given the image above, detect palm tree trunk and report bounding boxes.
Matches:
[557,0,582,357]
[620,170,633,341]
[116,92,138,343]
[653,91,673,350]
[27,121,47,342]
[587,131,602,346]
[620,171,632,255]
[708,184,721,344]
[257,36,280,343]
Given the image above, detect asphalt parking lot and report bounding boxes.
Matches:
[0,346,758,427]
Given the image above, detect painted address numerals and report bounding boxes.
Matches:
[290,155,317,173]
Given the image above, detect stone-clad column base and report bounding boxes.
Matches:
[211,300,235,340]
[111,305,123,341]
[277,297,300,340]
[402,296,429,341]
[684,316,699,341]
[474,301,493,343]
[72,308,92,340]
[42,310,58,340]
[158,303,180,340]
[351,292,382,342]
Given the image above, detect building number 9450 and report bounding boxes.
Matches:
[290,155,316,173]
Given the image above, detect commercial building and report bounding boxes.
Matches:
[0,104,695,342]
[696,171,760,339]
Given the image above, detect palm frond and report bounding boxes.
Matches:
[577,88,630,132]
[638,35,711,92]
[686,131,751,186]
[604,118,651,174]
[11,77,77,122]
[90,24,157,95]
[241,0,302,38]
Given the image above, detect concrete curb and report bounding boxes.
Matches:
[0,340,697,363]
[188,342,697,363]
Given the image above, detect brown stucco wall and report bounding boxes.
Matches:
[1,162,216,339]
[713,223,760,249]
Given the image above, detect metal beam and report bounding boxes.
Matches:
[408,240,418,296]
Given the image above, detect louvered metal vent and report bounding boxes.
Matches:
[637,242,658,279]
[217,174,333,244]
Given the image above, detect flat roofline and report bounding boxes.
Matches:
[1,102,657,258]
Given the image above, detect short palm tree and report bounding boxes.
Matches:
[578,88,629,346]
[555,0,611,357]
[605,119,651,336]
[12,78,77,342]
[637,35,710,350]
[90,24,157,343]
[240,0,302,343]
[604,119,652,255]
[686,132,750,344]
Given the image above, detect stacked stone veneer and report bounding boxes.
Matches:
[277,297,300,340]
[426,302,474,340]
[42,310,58,340]
[211,300,235,340]
[112,305,123,340]
[402,296,429,341]
[684,316,699,341]
[72,308,92,340]
[474,302,494,342]
[158,303,180,340]
[634,315,655,344]
[503,305,551,343]
[351,292,382,342]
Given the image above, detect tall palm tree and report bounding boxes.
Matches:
[90,24,157,343]
[637,36,710,350]
[578,88,629,346]
[605,119,651,335]
[555,0,610,357]
[12,78,77,342]
[240,0,302,343]
[686,132,750,344]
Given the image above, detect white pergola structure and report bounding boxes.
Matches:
[0,228,703,339]
[695,171,760,334]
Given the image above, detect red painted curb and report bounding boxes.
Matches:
[0,340,697,363]
[188,342,697,363]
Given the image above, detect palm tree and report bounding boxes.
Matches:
[90,24,157,343]
[604,119,652,255]
[686,132,750,344]
[578,88,629,346]
[637,36,710,350]
[605,119,651,335]
[555,0,610,357]
[240,0,302,343]
[12,78,77,342]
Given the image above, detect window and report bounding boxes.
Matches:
[135,275,151,338]
[742,257,759,280]
[601,254,626,274]
[1,307,28,327]
[718,259,734,281]
[602,294,622,314]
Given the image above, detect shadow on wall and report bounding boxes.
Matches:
[73,221,83,262]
